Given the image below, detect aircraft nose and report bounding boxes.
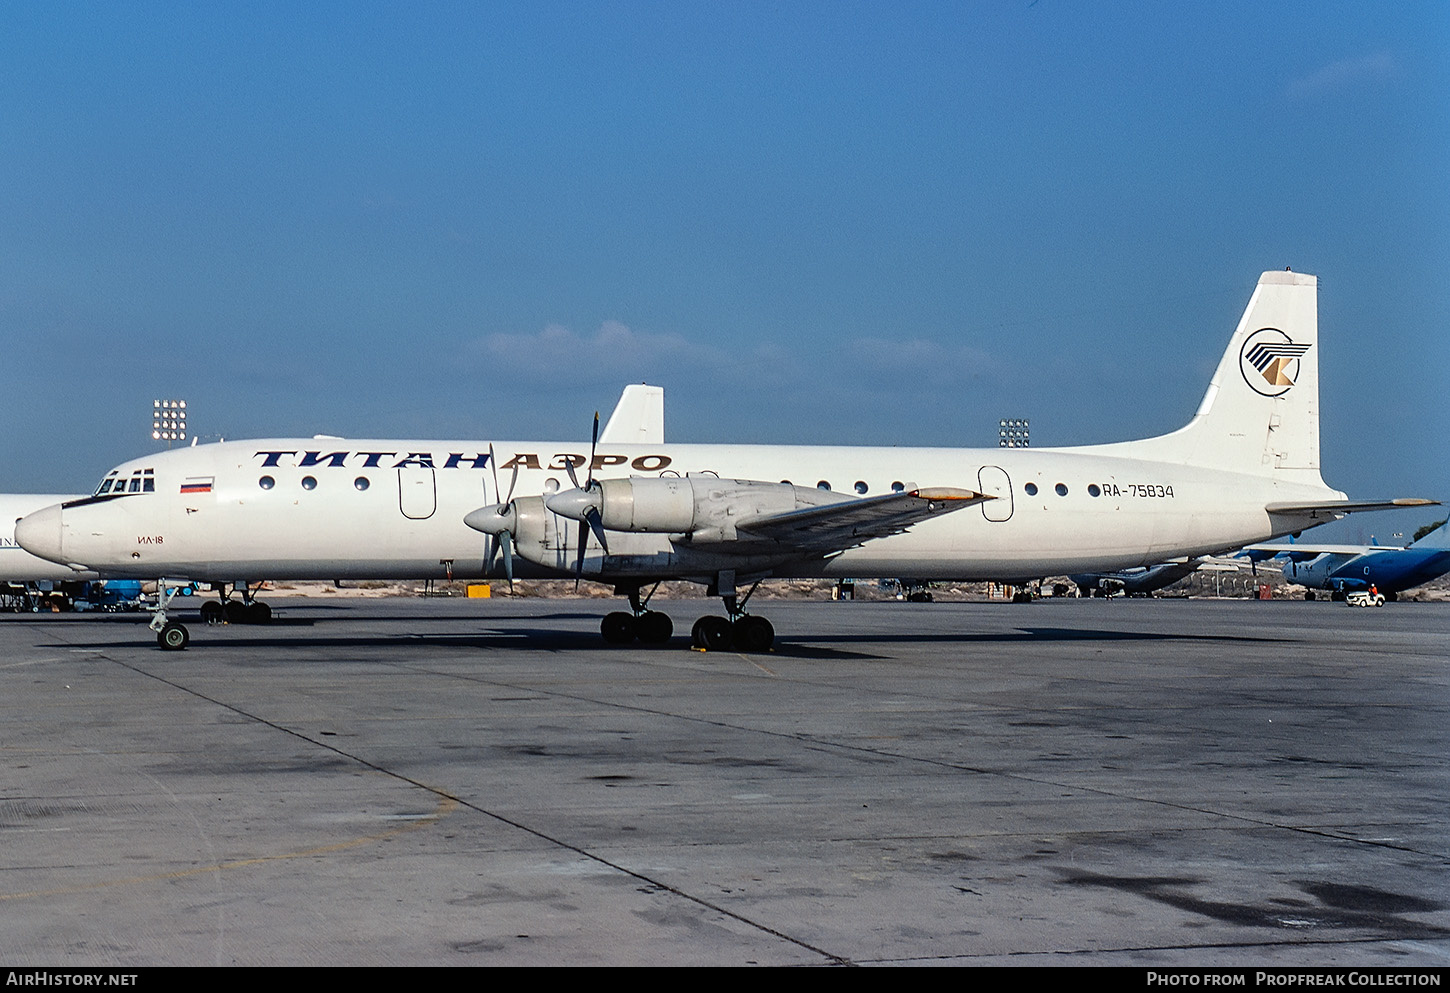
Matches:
[15,504,65,564]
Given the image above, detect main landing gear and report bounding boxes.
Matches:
[689,574,774,653]
[198,584,272,626]
[597,574,776,653]
[600,584,675,645]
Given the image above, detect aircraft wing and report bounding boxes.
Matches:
[1266,498,1438,519]
[734,487,989,555]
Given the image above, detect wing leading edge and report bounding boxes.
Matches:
[733,487,989,555]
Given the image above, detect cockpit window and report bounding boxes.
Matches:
[95,468,155,496]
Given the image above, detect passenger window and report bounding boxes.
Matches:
[259,476,275,490]
[854,481,868,494]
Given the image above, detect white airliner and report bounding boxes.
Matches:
[16,270,1434,651]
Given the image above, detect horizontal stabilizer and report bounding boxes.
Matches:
[1246,543,1400,556]
[1266,498,1439,519]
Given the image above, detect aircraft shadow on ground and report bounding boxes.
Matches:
[38,623,1287,659]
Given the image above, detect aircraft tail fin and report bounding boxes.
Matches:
[599,384,664,446]
[1409,520,1450,549]
[1085,270,1330,486]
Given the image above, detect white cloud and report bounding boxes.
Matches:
[1286,50,1398,102]
[843,335,1002,388]
[465,321,1007,406]
[471,320,726,381]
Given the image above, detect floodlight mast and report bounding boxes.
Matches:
[998,418,1029,449]
[152,399,188,448]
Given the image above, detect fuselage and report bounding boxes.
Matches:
[18,437,1344,585]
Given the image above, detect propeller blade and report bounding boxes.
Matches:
[488,442,500,503]
[574,518,589,590]
[584,506,610,554]
[587,410,600,487]
[500,530,514,592]
[504,460,519,507]
[571,409,605,590]
[488,442,520,507]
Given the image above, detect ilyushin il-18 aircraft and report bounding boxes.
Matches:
[16,270,1436,651]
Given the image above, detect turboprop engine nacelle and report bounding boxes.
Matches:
[464,496,557,557]
[545,477,854,543]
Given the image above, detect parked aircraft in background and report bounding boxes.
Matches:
[2,494,96,609]
[1244,520,1450,600]
[1070,557,1212,597]
[16,271,1435,650]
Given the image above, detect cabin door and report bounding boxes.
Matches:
[977,466,1013,522]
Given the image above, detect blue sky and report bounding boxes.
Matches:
[3,2,1446,541]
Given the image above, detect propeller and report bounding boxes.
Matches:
[560,412,609,587]
[484,443,519,592]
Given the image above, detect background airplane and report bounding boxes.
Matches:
[1069,558,1213,597]
[2,494,98,610]
[1244,520,1450,600]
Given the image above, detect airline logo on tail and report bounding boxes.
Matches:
[1240,328,1311,397]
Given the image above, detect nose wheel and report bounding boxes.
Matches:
[147,580,192,651]
[157,621,190,651]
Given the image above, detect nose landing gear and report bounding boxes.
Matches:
[148,581,190,651]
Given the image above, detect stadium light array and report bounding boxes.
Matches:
[998,418,1029,448]
[153,399,188,444]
